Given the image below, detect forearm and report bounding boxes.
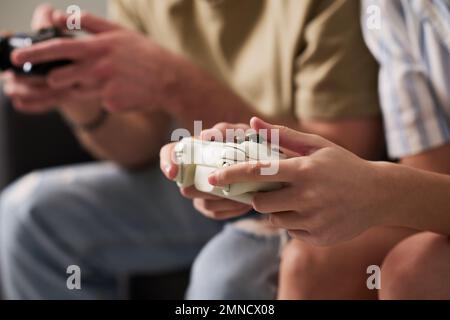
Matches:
[160,55,386,161]
[60,104,170,169]
[163,57,299,131]
[375,161,450,235]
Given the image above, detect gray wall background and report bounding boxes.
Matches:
[0,0,107,31]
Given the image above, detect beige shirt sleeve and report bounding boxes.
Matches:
[295,0,380,120]
[108,0,148,33]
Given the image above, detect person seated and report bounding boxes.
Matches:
[160,0,450,300]
[0,0,381,299]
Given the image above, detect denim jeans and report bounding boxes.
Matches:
[0,162,283,299]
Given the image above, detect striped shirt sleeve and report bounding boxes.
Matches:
[362,0,450,159]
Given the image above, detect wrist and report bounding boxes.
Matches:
[59,103,107,131]
[157,53,189,115]
[369,161,412,227]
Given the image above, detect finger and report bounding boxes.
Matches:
[51,10,74,30]
[1,71,13,81]
[193,199,252,220]
[199,198,252,212]
[12,96,58,113]
[3,72,47,86]
[200,122,250,142]
[252,187,298,213]
[279,147,301,158]
[159,143,178,180]
[287,230,312,241]
[31,4,54,30]
[208,158,300,186]
[47,61,101,89]
[250,117,333,155]
[268,211,309,230]
[4,81,58,100]
[52,11,121,34]
[80,12,121,33]
[179,186,223,200]
[12,38,96,65]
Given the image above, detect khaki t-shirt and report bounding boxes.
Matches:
[109,0,380,121]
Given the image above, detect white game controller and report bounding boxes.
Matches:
[174,134,285,204]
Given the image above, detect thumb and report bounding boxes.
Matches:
[54,11,121,34]
[31,4,55,30]
[159,143,178,180]
[250,117,333,155]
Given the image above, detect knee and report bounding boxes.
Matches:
[1,173,41,240]
[280,240,318,277]
[380,232,450,299]
[187,221,282,299]
[0,171,69,254]
[278,240,325,298]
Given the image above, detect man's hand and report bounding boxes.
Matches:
[2,4,96,113]
[207,117,393,246]
[2,4,102,120]
[159,122,253,220]
[11,12,182,113]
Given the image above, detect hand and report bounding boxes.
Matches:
[2,5,101,115]
[207,117,389,246]
[159,122,253,220]
[11,12,184,113]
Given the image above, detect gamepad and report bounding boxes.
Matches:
[0,27,72,75]
[174,134,286,204]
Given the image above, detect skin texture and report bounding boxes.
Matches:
[1,5,276,169]
[3,5,386,299]
[200,117,450,299]
[159,117,383,221]
[207,118,450,241]
[278,145,450,300]
[3,5,383,171]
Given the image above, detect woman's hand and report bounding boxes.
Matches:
[207,117,391,246]
[159,122,252,220]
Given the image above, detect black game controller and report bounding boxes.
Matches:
[0,27,72,76]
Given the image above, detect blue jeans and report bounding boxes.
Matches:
[0,162,283,299]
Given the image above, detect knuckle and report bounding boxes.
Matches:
[93,62,112,78]
[214,122,229,132]
[246,162,262,177]
[179,188,191,198]
[215,169,228,183]
[268,214,281,227]
[300,157,316,174]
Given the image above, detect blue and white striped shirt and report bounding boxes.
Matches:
[362,0,450,158]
